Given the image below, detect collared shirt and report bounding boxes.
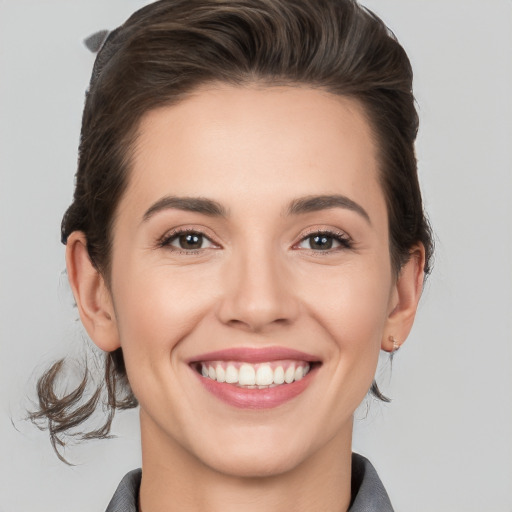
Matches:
[105,453,394,512]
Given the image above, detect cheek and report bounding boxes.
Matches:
[302,259,392,365]
[310,257,391,319]
[320,272,391,416]
[109,264,223,416]
[111,262,221,358]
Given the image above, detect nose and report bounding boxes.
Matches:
[216,245,300,332]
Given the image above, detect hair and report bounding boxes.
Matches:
[30,0,433,459]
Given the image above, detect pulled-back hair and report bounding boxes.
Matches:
[30,0,433,459]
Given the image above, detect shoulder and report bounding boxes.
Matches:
[349,453,394,512]
[105,469,141,512]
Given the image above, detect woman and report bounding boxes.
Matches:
[31,0,433,510]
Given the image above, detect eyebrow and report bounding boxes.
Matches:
[142,196,227,221]
[142,193,370,224]
[287,195,371,224]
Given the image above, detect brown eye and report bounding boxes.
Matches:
[163,231,216,251]
[178,233,203,250]
[297,231,352,251]
[309,235,334,250]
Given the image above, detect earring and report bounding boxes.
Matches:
[389,335,400,352]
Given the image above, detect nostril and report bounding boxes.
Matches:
[224,317,291,333]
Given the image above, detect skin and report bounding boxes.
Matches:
[66,85,425,512]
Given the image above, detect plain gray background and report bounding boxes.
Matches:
[1,1,511,511]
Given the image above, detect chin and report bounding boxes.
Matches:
[200,443,307,479]
[184,420,327,479]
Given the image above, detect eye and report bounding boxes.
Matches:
[160,230,217,251]
[297,231,352,251]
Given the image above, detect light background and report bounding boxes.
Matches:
[0,1,511,511]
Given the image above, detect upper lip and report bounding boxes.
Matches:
[188,346,320,364]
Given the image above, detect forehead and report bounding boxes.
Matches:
[120,84,385,225]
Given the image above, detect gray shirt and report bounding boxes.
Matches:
[105,453,394,512]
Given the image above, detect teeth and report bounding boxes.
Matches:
[274,366,285,385]
[255,365,274,386]
[284,365,295,384]
[199,361,312,387]
[239,364,256,386]
[225,364,238,384]
[215,364,226,383]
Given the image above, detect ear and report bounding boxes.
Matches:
[66,231,121,352]
[382,244,426,352]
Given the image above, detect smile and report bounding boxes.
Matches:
[189,347,320,409]
[198,360,311,388]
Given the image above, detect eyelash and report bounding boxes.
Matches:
[157,228,353,254]
[157,228,219,254]
[295,229,353,253]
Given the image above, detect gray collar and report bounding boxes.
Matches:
[105,453,393,512]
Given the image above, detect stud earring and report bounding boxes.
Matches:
[389,335,400,352]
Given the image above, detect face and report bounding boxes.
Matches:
[105,85,401,477]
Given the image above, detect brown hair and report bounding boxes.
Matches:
[30,0,433,459]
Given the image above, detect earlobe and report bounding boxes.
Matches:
[382,244,426,352]
[65,231,120,352]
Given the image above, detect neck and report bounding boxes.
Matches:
[138,412,353,512]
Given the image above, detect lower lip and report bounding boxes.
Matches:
[193,367,316,409]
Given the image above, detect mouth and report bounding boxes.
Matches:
[193,360,313,388]
[188,347,321,409]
